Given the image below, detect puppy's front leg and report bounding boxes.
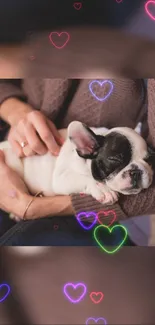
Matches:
[53,170,117,204]
[96,183,119,205]
[53,170,98,196]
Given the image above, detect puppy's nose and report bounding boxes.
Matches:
[129,169,142,184]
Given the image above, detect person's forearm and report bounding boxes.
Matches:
[25,195,75,220]
[0,97,33,126]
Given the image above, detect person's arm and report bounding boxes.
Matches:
[0,79,34,126]
[25,195,75,220]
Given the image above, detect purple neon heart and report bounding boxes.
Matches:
[86,317,107,325]
[76,211,98,230]
[0,283,11,303]
[89,80,114,102]
[63,282,87,303]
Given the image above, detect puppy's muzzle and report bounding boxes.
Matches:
[129,169,142,188]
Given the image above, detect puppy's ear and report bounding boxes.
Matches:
[68,121,104,159]
[134,122,142,135]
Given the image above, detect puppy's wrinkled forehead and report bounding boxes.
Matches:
[106,127,148,160]
[98,131,132,164]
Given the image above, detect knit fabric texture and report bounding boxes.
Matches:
[0,78,154,225]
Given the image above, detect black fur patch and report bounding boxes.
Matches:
[144,145,155,169]
[91,132,132,181]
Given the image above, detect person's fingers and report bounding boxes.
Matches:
[22,145,36,157]
[8,136,25,157]
[46,119,64,146]
[32,116,61,155]
[8,128,27,157]
[24,122,47,155]
[0,149,5,162]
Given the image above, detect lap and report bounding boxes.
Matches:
[0,215,135,246]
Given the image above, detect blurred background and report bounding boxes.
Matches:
[0,246,155,324]
[1,0,155,76]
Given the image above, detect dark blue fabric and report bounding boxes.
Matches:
[0,215,135,246]
[0,0,144,44]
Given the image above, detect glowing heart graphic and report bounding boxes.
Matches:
[53,224,59,230]
[97,210,117,227]
[94,225,128,254]
[90,291,104,304]
[89,80,114,102]
[73,2,82,10]
[86,317,107,325]
[49,32,70,49]
[145,1,155,20]
[80,192,86,197]
[76,211,98,230]
[29,55,35,61]
[0,283,11,303]
[63,282,87,303]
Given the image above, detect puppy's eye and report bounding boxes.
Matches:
[108,156,121,164]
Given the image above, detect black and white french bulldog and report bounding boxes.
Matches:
[0,121,154,209]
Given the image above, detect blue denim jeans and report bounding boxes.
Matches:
[0,215,135,246]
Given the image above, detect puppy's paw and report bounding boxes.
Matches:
[100,190,118,205]
[89,184,106,203]
[88,181,118,205]
[9,213,21,222]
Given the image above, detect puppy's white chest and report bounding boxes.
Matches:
[23,152,57,195]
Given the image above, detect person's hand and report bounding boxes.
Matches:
[0,150,32,217]
[8,110,64,158]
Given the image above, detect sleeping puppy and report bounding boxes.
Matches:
[0,121,154,212]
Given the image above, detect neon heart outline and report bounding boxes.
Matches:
[94,224,128,254]
[97,210,117,227]
[73,2,82,10]
[89,291,104,304]
[145,0,155,21]
[49,32,70,49]
[63,282,87,303]
[80,192,86,197]
[89,80,114,102]
[0,283,11,303]
[86,317,107,325]
[76,211,98,230]
[53,224,59,230]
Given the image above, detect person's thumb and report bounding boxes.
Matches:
[0,150,6,164]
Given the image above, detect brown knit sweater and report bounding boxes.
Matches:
[0,78,155,224]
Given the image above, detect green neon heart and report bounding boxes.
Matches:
[93,224,128,254]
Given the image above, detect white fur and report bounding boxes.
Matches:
[105,125,153,194]
[0,121,150,221]
[0,125,119,210]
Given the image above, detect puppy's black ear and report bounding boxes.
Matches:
[68,121,104,159]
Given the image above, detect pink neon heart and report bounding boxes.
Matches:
[53,224,59,230]
[145,0,155,20]
[89,291,104,304]
[73,2,82,10]
[80,192,86,197]
[97,210,117,227]
[49,32,70,49]
[29,55,35,61]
